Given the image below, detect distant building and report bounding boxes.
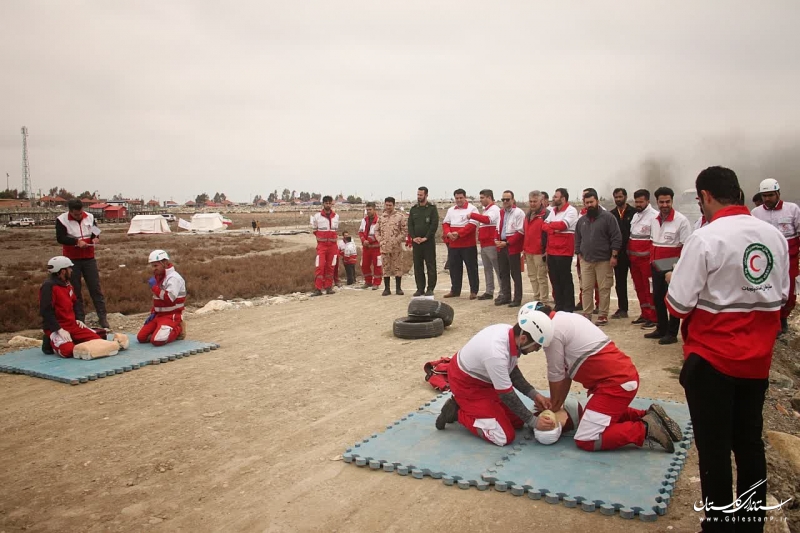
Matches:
[163,200,179,208]
[104,205,128,221]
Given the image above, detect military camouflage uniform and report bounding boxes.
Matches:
[375,211,408,277]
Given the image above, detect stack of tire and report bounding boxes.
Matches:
[393,300,455,339]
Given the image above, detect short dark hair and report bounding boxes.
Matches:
[479,189,494,200]
[384,196,396,204]
[68,199,83,211]
[633,189,650,200]
[583,190,598,200]
[322,195,333,203]
[503,190,514,199]
[541,191,549,199]
[752,192,763,204]
[653,187,674,200]
[583,187,598,197]
[454,188,466,197]
[613,187,627,197]
[366,201,376,208]
[695,166,741,206]
[418,186,428,194]
[555,188,569,201]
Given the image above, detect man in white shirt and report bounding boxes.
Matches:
[442,189,480,299]
[628,189,659,328]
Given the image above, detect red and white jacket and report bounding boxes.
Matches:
[311,210,340,244]
[56,211,97,260]
[543,204,578,257]
[752,200,800,258]
[666,206,789,379]
[39,277,79,333]
[442,203,479,249]
[469,203,500,248]
[523,208,548,255]
[358,214,379,247]
[544,311,638,393]
[151,265,187,317]
[650,208,692,262]
[342,241,358,265]
[455,324,519,393]
[497,206,526,255]
[627,205,658,259]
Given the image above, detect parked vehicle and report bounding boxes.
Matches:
[7,218,36,227]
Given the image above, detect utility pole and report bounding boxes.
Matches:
[21,127,33,203]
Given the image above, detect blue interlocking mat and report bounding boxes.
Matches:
[344,392,693,522]
[0,334,220,385]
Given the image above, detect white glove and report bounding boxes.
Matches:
[76,320,87,329]
[57,328,73,343]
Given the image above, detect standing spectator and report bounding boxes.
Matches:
[358,202,382,290]
[524,190,549,304]
[611,188,635,319]
[544,188,578,312]
[752,192,763,209]
[645,187,691,344]
[628,190,659,328]
[541,191,551,214]
[574,190,622,326]
[255,220,261,235]
[469,189,501,301]
[251,219,257,233]
[334,234,345,288]
[576,188,601,313]
[495,190,526,307]
[374,197,409,296]
[310,195,339,296]
[442,189,480,299]
[341,231,358,285]
[407,186,438,296]
[752,178,800,335]
[55,199,109,328]
[667,166,789,531]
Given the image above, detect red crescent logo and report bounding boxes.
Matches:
[750,255,761,272]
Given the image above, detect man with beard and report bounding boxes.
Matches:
[470,189,501,301]
[310,196,340,296]
[752,178,800,335]
[442,189,480,299]
[628,190,659,328]
[408,186,439,296]
[374,197,409,296]
[358,202,383,290]
[610,188,635,319]
[645,187,692,345]
[544,189,578,312]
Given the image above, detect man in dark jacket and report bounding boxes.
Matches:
[408,186,439,296]
[611,188,635,318]
[574,190,622,326]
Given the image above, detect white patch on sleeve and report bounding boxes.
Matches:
[620,380,638,392]
[573,409,611,443]
[473,418,507,446]
[331,254,338,266]
[154,325,173,343]
[315,255,320,267]
[376,255,383,267]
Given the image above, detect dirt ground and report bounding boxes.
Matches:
[0,235,795,532]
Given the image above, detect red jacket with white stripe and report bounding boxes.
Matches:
[358,214,379,247]
[442,203,479,249]
[497,207,526,255]
[650,208,692,262]
[752,200,800,258]
[151,265,187,318]
[543,204,578,257]
[39,277,79,333]
[523,208,548,255]
[311,210,339,244]
[666,206,790,379]
[469,203,500,248]
[56,212,97,260]
[627,205,658,258]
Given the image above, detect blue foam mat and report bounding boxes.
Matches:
[0,334,220,385]
[344,392,693,521]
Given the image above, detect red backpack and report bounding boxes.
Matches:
[424,357,451,392]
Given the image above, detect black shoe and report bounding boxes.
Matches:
[640,320,657,330]
[311,289,323,297]
[42,333,54,355]
[644,330,665,339]
[435,397,460,430]
[99,317,111,329]
[395,279,404,296]
[425,290,435,297]
[658,335,678,345]
[508,301,521,308]
[477,293,493,301]
[326,288,335,295]
[631,316,646,325]
[781,317,789,334]
[396,289,405,296]
[494,298,510,306]
[592,309,599,315]
[612,310,628,319]
[647,404,682,442]
[413,290,424,297]
[382,288,391,296]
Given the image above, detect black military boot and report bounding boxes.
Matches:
[382,277,391,296]
[395,277,404,296]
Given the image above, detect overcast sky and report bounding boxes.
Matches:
[1,1,799,203]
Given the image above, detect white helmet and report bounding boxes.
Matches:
[517,301,554,347]
[148,249,170,263]
[759,178,780,193]
[47,256,74,274]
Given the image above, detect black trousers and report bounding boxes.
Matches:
[344,264,356,285]
[448,246,479,295]
[547,255,575,312]
[412,240,437,292]
[497,248,522,303]
[680,354,768,532]
[70,258,107,322]
[652,265,680,336]
[614,252,630,312]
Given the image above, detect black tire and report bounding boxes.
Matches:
[393,317,444,339]
[407,299,455,327]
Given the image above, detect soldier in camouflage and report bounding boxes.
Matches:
[375,196,409,296]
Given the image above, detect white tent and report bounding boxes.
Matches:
[127,215,171,235]
[190,213,226,232]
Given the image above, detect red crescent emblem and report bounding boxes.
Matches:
[750,255,761,272]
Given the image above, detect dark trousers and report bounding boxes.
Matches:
[652,265,680,336]
[614,253,630,312]
[70,258,107,322]
[448,246,479,295]
[547,255,575,312]
[497,248,522,303]
[680,354,768,532]
[344,264,356,285]
[412,240,437,292]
